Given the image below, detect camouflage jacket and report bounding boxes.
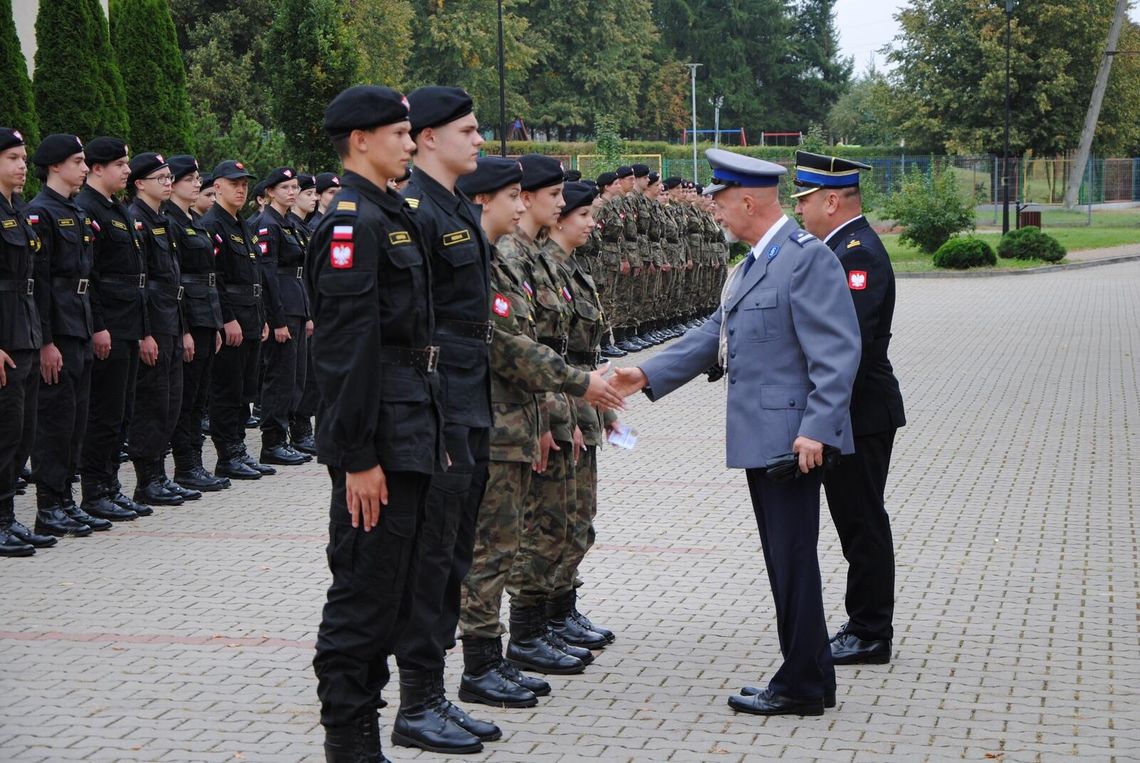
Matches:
[557,247,615,446]
[595,197,625,270]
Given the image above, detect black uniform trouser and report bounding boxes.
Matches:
[32,336,92,503]
[1,349,38,509]
[81,339,138,497]
[314,469,429,727]
[745,467,834,701]
[128,334,182,462]
[824,430,897,641]
[171,326,218,464]
[292,349,319,436]
[260,316,307,446]
[209,336,260,453]
[395,423,489,673]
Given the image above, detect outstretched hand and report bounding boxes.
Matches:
[583,365,625,411]
[610,366,648,398]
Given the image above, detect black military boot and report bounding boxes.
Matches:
[5,517,57,548]
[459,637,537,709]
[61,494,113,531]
[239,447,277,475]
[290,419,318,455]
[1,501,36,557]
[261,438,308,466]
[80,483,138,522]
[173,449,230,492]
[391,669,483,754]
[34,500,93,538]
[496,658,552,697]
[544,626,594,665]
[159,461,202,501]
[133,459,183,506]
[323,711,391,763]
[110,482,152,516]
[506,605,585,675]
[215,443,262,480]
[569,589,615,644]
[430,671,501,741]
[547,590,609,649]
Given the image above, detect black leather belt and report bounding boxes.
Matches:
[181,273,217,287]
[567,349,602,367]
[437,318,494,344]
[278,266,304,279]
[379,345,440,374]
[225,283,262,298]
[101,273,147,288]
[0,278,35,295]
[51,277,89,294]
[148,280,185,301]
[538,335,568,356]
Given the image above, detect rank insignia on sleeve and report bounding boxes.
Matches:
[847,239,861,249]
[492,293,511,317]
[388,231,411,246]
[330,241,354,269]
[848,270,867,290]
[2,219,16,229]
[561,286,573,301]
[111,219,128,231]
[333,225,354,241]
[443,229,472,246]
[336,201,357,212]
[405,198,420,209]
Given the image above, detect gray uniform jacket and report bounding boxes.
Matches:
[640,218,862,469]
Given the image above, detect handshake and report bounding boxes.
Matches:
[582,364,650,411]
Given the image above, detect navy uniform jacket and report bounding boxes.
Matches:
[200,204,264,337]
[27,186,94,343]
[403,168,492,430]
[130,198,185,337]
[164,202,223,331]
[76,185,149,340]
[825,216,905,437]
[640,217,861,469]
[304,171,445,476]
[0,193,42,352]
[253,206,310,327]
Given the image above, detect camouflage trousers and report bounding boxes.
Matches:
[459,460,531,639]
[506,442,575,608]
[550,445,597,594]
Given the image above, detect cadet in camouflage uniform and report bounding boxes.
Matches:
[593,173,626,357]
[697,192,728,314]
[614,167,643,352]
[657,177,688,333]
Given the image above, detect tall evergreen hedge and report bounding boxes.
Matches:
[0,0,38,144]
[34,0,129,138]
[110,0,194,154]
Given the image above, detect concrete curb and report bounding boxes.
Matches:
[897,253,1140,278]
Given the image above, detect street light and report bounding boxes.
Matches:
[497,0,507,157]
[1002,0,1015,234]
[686,63,702,182]
[709,95,724,147]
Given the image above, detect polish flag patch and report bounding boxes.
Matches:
[330,241,354,269]
[492,293,511,317]
[258,227,269,236]
[332,225,354,241]
[27,214,39,224]
[90,219,101,232]
[561,286,573,302]
[521,280,534,297]
[848,270,867,290]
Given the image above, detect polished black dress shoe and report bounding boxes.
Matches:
[173,466,230,492]
[163,478,202,501]
[0,527,35,557]
[35,506,94,537]
[240,452,277,475]
[80,496,138,521]
[134,480,184,507]
[740,685,835,708]
[63,501,113,531]
[112,491,152,516]
[830,632,892,665]
[7,520,58,548]
[260,444,308,466]
[215,456,262,480]
[728,688,824,716]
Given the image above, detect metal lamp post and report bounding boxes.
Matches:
[497,0,507,157]
[709,95,724,147]
[1002,0,1015,234]
[686,63,702,181]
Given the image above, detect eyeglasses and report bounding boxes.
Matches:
[144,174,174,185]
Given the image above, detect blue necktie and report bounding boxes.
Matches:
[741,253,756,278]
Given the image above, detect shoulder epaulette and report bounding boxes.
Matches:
[331,190,360,217]
[847,239,862,249]
[790,230,816,246]
[404,196,420,209]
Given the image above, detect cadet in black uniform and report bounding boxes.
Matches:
[792,151,906,665]
[391,86,499,755]
[288,173,319,455]
[201,161,272,481]
[127,152,198,506]
[252,167,310,466]
[309,84,447,763]
[164,155,229,492]
[75,137,151,522]
[312,172,341,226]
[27,134,104,537]
[0,127,56,556]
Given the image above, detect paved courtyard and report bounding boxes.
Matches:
[2,261,1137,762]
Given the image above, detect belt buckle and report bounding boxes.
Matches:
[138,273,147,288]
[208,273,216,287]
[482,321,494,344]
[252,283,262,297]
[25,278,34,296]
[295,267,304,279]
[425,345,440,374]
[77,278,89,294]
[176,285,185,301]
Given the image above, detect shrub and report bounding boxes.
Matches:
[0,0,39,146]
[932,237,996,270]
[883,163,975,253]
[997,226,1066,263]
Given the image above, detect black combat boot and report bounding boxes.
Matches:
[544,626,594,665]
[173,449,230,492]
[110,481,152,516]
[239,447,277,475]
[80,483,138,522]
[61,492,113,531]
[390,669,483,754]
[132,459,183,506]
[323,711,391,763]
[0,500,36,557]
[159,460,202,501]
[569,588,615,644]
[506,605,585,675]
[34,499,93,538]
[290,418,318,455]
[5,516,57,548]
[430,671,501,741]
[215,443,262,480]
[459,636,537,709]
[547,590,609,649]
[496,658,552,697]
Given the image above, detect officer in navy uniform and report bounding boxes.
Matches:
[791,151,905,665]
[75,137,152,522]
[0,127,57,555]
[389,85,500,755]
[308,84,447,763]
[27,135,106,537]
[613,148,862,716]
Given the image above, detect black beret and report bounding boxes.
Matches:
[457,156,524,197]
[408,86,474,136]
[631,163,650,177]
[297,172,316,191]
[167,154,199,182]
[325,85,410,138]
[0,127,25,153]
[84,136,128,166]
[663,176,683,189]
[648,172,660,184]
[264,167,297,188]
[582,179,598,190]
[519,154,565,192]
[128,151,169,185]
[315,172,341,193]
[615,165,633,179]
[212,159,255,180]
[200,175,215,190]
[559,181,598,218]
[33,134,84,166]
[394,165,412,183]
[564,169,582,182]
[251,180,268,199]
[695,184,705,195]
[595,171,618,188]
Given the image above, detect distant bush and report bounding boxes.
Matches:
[933,237,996,269]
[997,226,1066,263]
[883,163,976,253]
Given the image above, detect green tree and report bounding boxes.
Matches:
[192,109,289,179]
[787,0,853,128]
[0,0,38,144]
[266,0,359,171]
[110,0,195,154]
[827,64,897,146]
[34,0,130,138]
[884,164,976,253]
[346,0,415,89]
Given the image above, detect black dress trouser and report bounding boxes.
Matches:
[171,326,218,463]
[81,339,138,496]
[209,336,260,452]
[128,334,182,462]
[32,336,92,503]
[0,349,37,507]
[260,317,307,446]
